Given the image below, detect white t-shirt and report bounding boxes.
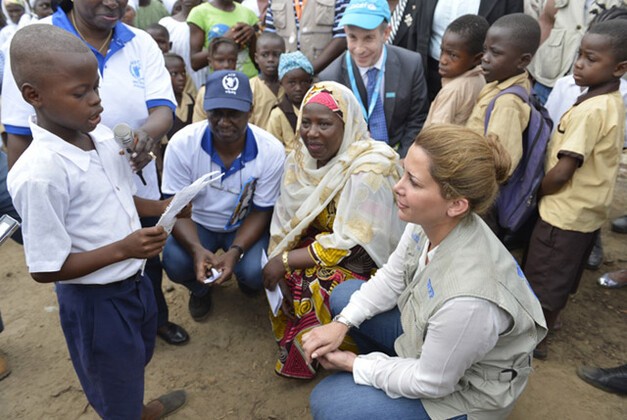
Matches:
[159,16,208,90]
[429,0,480,60]
[162,121,286,232]
[8,119,143,285]
[1,9,177,200]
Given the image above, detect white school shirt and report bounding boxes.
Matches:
[162,121,286,232]
[1,9,176,200]
[8,119,143,285]
[341,224,511,399]
[429,0,480,60]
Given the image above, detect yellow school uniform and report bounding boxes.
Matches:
[267,104,300,153]
[540,90,625,232]
[249,76,284,130]
[466,71,531,176]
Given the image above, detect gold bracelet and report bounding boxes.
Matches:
[282,251,292,275]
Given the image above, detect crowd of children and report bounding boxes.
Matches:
[1,0,627,416]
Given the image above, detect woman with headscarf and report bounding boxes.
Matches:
[262,81,405,379]
[0,0,26,48]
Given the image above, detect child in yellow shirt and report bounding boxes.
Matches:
[249,33,286,129]
[524,20,627,360]
[424,14,488,127]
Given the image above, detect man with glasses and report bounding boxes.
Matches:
[162,70,286,321]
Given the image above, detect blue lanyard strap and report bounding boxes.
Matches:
[346,46,386,122]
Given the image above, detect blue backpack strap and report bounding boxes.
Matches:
[484,85,530,135]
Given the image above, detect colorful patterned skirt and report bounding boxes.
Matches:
[270,236,375,379]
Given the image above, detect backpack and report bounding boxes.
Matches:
[484,85,553,232]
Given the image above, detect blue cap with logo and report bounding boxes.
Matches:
[204,70,253,112]
[339,0,391,30]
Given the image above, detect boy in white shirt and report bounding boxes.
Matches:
[7,25,186,419]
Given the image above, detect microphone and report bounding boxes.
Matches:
[113,123,147,186]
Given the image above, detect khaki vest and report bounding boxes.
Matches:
[395,214,547,420]
[269,0,335,63]
[529,0,626,87]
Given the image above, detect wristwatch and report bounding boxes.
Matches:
[332,314,354,329]
[229,245,245,261]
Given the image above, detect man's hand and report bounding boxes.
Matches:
[191,246,218,283]
[210,247,241,285]
[130,128,158,171]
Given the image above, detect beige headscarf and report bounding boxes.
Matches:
[268,81,404,267]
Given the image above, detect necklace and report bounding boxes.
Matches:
[70,10,113,55]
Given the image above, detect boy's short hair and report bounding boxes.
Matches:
[10,24,91,88]
[491,13,541,56]
[256,32,285,49]
[164,52,185,65]
[146,23,169,38]
[446,14,489,56]
[208,37,239,56]
[587,20,627,61]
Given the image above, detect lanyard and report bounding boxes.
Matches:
[346,46,386,122]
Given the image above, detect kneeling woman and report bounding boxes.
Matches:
[263,82,404,379]
[303,126,547,419]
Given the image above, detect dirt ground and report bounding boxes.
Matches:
[1,157,626,419]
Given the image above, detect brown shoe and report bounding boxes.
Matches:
[0,351,11,381]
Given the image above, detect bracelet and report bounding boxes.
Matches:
[282,251,292,275]
[229,245,244,261]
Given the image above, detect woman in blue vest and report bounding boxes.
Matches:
[303,125,547,419]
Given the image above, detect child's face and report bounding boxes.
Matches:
[147,29,171,54]
[281,68,313,107]
[209,44,238,71]
[439,31,481,79]
[481,26,529,83]
[166,58,187,95]
[33,0,52,19]
[6,4,25,24]
[573,33,626,88]
[254,39,284,78]
[32,52,103,135]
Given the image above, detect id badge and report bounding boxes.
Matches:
[224,177,258,230]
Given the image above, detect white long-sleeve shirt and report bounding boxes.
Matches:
[342,226,512,399]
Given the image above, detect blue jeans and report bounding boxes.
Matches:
[311,280,468,420]
[533,82,552,106]
[162,222,268,296]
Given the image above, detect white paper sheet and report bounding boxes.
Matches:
[141,170,223,274]
[262,250,283,316]
[156,170,223,234]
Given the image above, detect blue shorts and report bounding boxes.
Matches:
[56,273,157,419]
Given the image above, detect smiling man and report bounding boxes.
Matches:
[318,0,428,158]
[161,70,286,322]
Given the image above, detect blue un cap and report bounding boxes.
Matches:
[339,0,391,30]
[204,70,253,113]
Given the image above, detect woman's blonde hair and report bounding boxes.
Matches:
[414,125,511,215]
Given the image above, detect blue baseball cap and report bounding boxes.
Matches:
[204,70,253,112]
[339,0,391,30]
